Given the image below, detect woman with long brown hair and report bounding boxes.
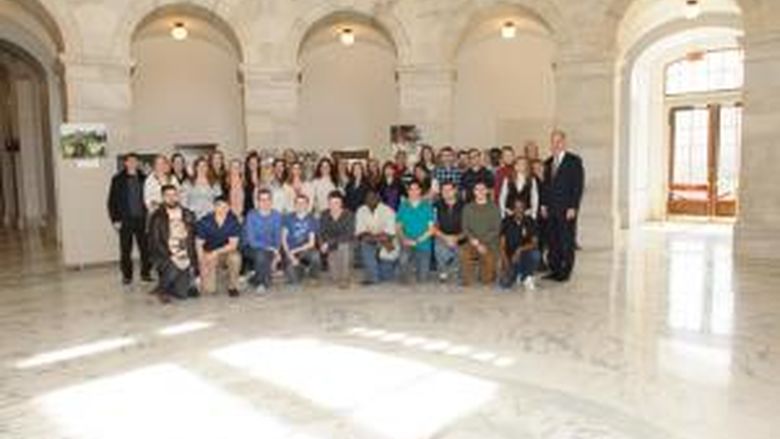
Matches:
[281,161,313,214]
[182,157,222,220]
[209,150,227,187]
[225,159,245,219]
[378,161,405,211]
[243,152,261,215]
[311,157,338,214]
[344,161,369,212]
[366,158,382,190]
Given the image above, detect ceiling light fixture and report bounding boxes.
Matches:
[501,21,517,39]
[684,0,701,20]
[340,28,355,46]
[171,22,188,41]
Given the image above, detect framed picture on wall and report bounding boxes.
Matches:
[61,123,108,159]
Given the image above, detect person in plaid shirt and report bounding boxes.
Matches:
[433,146,462,190]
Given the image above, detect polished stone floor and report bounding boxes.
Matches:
[0,224,778,439]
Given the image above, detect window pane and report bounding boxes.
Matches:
[717,106,742,200]
[665,49,744,95]
[671,109,710,202]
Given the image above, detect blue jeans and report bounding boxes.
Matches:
[360,242,397,283]
[400,246,431,282]
[433,237,460,278]
[501,249,541,288]
[250,249,275,288]
[285,249,321,284]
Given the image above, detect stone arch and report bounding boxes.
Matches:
[605,0,750,51]
[11,0,81,56]
[612,0,745,227]
[0,0,81,59]
[446,0,568,62]
[284,2,411,69]
[111,0,249,64]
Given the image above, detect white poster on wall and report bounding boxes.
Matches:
[60,123,108,160]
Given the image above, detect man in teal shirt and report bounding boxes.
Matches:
[396,180,435,282]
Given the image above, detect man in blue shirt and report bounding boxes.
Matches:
[282,194,320,284]
[196,195,242,297]
[396,180,435,282]
[244,188,283,294]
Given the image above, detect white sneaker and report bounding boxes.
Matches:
[523,276,536,291]
[438,272,449,283]
[254,285,268,296]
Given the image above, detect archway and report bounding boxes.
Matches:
[452,4,557,150]
[130,4,245,156]
[614,0,743,227]
[0,0,65,239]
[297,12,400,153]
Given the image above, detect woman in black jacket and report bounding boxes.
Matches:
[344,161,370,212]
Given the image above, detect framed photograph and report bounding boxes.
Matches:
[61,123,107,159]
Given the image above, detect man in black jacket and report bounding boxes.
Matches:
[148,184,199,303]
[107,153,151,285]
[540,130,584,282]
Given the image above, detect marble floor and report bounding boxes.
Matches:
[0,223,778,439]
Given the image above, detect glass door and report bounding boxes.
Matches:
[667,104,741,217]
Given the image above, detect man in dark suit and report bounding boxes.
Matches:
[540,130,584,282]
[107,153,152,285]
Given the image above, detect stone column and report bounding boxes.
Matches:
[59,56,132,265]
[554,53,617,250]
[397,64,456,149]
[243,66,299,152]
[735,30,780,262]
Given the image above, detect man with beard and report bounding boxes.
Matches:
[148,184,199,303]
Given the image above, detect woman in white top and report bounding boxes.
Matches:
[281,161,313,214]
[310,157,338,214]
[498,157,539,219]
[144,154,179,213]
[265,158,288,213]
[182,157,222,220]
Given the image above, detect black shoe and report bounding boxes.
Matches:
[122,278,132,286]
[228,288,240,298]
[141,274,153,283]
[187,287,201,298]
[542,273,559,281]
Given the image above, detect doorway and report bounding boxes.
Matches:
[667,102,741,218]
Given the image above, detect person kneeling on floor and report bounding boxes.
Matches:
[282,194,321,285]
[196,195,242,297]
[148,184,200,303]
[500,197,541,291]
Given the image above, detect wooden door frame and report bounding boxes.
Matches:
[667,102,741,218]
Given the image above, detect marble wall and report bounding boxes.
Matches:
[735,24,780,262]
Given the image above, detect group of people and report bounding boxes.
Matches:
[107,130,584,303]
